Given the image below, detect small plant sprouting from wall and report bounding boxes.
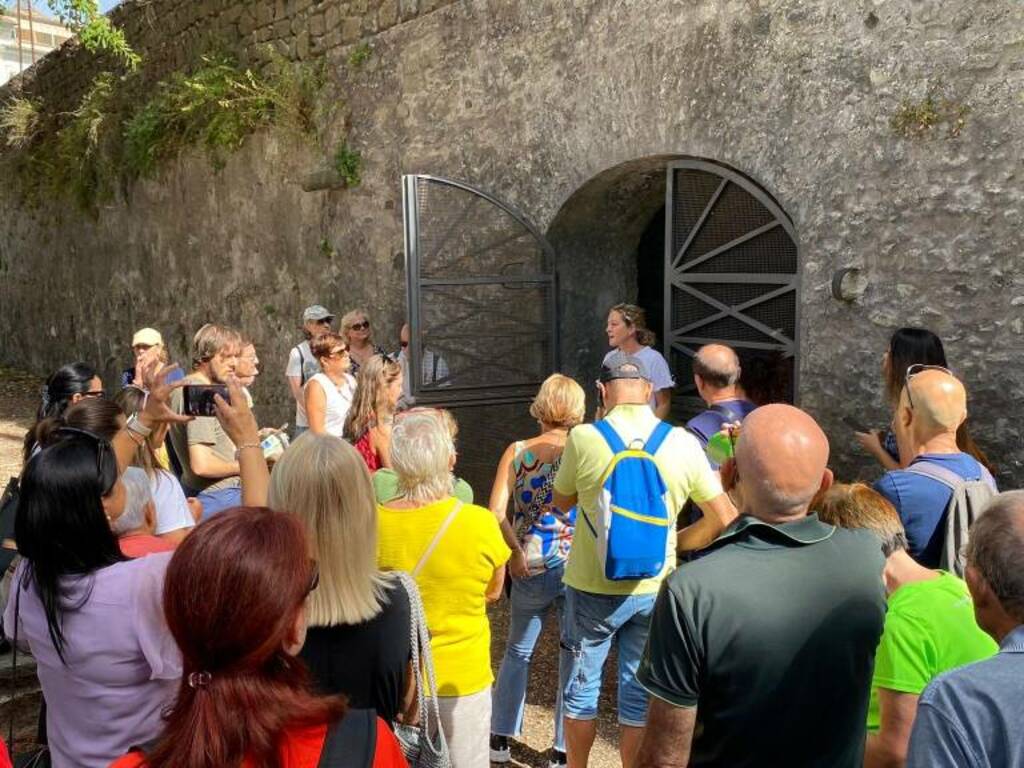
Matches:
[0,97,40,149]
[333,143,362,187]
[49,0,139,69]
[891,83,970,139]
[348,42,373,69]
[124,54,321,177]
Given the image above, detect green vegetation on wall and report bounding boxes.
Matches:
[49,0,139,69]
[0,52,350,216]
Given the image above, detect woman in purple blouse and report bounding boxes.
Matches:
[3,365,186,768]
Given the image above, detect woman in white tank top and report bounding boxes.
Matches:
[304,334,356,438]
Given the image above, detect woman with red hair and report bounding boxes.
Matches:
[110,507,407,768]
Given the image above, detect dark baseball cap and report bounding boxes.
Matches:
[600,351,651,383]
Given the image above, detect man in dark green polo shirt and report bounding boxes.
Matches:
[635,404,887,768]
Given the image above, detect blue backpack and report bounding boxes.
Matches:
[581,419,674,581]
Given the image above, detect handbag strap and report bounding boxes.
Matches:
[392,572,449,758]
[411,501,462,578]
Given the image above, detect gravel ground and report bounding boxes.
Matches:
[0,367,623,767]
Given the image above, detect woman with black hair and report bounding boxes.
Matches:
[3,364,189,768]
[855,327,994,473]
[22,362,104,463]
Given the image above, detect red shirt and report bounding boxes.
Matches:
[118,535,176,559]
[109,718,407,768]
[0,737,12,768]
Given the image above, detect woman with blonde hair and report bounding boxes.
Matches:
[488,374,585,767]
[378,412,511,767]
[602,303,674,419]
[340,308,387,377]
[344,355,403,470]
[269,434,413,724]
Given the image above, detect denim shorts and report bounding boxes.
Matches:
[559,585,657,727]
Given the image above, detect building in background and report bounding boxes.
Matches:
[1,5,73,86]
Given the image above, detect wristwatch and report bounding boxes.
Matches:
[126,414,153,439]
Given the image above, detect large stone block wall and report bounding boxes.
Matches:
[2,0,1023,488]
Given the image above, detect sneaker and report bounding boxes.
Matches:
[548,748,567,768]
[489,734,511,763]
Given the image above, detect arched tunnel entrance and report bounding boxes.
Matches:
[548,155,801,421]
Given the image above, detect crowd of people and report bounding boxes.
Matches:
[0,300,1021,768]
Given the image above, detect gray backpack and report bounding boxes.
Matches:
[905,461,997,577]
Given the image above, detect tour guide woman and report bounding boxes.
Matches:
[377,411,511,768]
[602,303,674,419]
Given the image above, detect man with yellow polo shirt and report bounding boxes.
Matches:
[552,352,736,768]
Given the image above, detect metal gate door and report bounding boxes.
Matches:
[663,160,800,419]
[403,175,558,492]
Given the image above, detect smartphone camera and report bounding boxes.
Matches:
[182,385,229,417]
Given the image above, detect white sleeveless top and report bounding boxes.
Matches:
[306,372,355,437]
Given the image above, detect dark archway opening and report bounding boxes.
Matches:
[547,155,800,422]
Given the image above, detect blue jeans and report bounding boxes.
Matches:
[559,586,656,727]
[491,566,567,751]
[193,486,242,520]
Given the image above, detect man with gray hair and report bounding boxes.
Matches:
[685,344,757,461]
[636,405,887,768]
[907,491,1024,767]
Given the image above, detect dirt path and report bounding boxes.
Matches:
[0,367,622,767]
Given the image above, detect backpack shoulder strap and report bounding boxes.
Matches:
[318,709,377,768]
[903,460,965,490]
[593,420,627,454]
[644,421,673,456]
[979,465,998,493]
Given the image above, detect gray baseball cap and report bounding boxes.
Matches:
[600,351,651,382]
[302,305,334,323]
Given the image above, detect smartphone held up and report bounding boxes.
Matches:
[182,385,229,417]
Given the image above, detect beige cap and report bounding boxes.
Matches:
[132,328,163,347]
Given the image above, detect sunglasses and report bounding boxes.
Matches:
[81,390,106,399]
[349,321,370,331]
[307,559,320,595]
[400,340,409,348]
[904,364,954,409]
[327,348,349,359]
[315,318,333,326]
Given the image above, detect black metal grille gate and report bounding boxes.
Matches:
[663,160,800,419]
[402,175,559,493]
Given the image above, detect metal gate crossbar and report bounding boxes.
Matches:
[424,228,536,276]
[670,336,794,354]
[676,220,782,274]
[422,335,550,391]
[670,280,796,344]
[419,290,550,337]
[671,178,728,270]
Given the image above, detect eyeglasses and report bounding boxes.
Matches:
[349,321,370,331]
[315,318,333,326]
[327,348,348,358]
[307,559,320,595]
[904,364,954,409]
[81,390,106,399]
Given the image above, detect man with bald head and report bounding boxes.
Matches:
[636,405,887,768]
[686,344,758,459]
[875,367,997,568]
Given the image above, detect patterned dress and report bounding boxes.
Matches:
[512,441,575,574]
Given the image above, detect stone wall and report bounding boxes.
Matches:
[2,0,1023,489]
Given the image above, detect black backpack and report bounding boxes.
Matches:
[131,708,377,767]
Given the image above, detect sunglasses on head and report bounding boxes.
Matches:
[350,321,370,331]
[904,364,954,409]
